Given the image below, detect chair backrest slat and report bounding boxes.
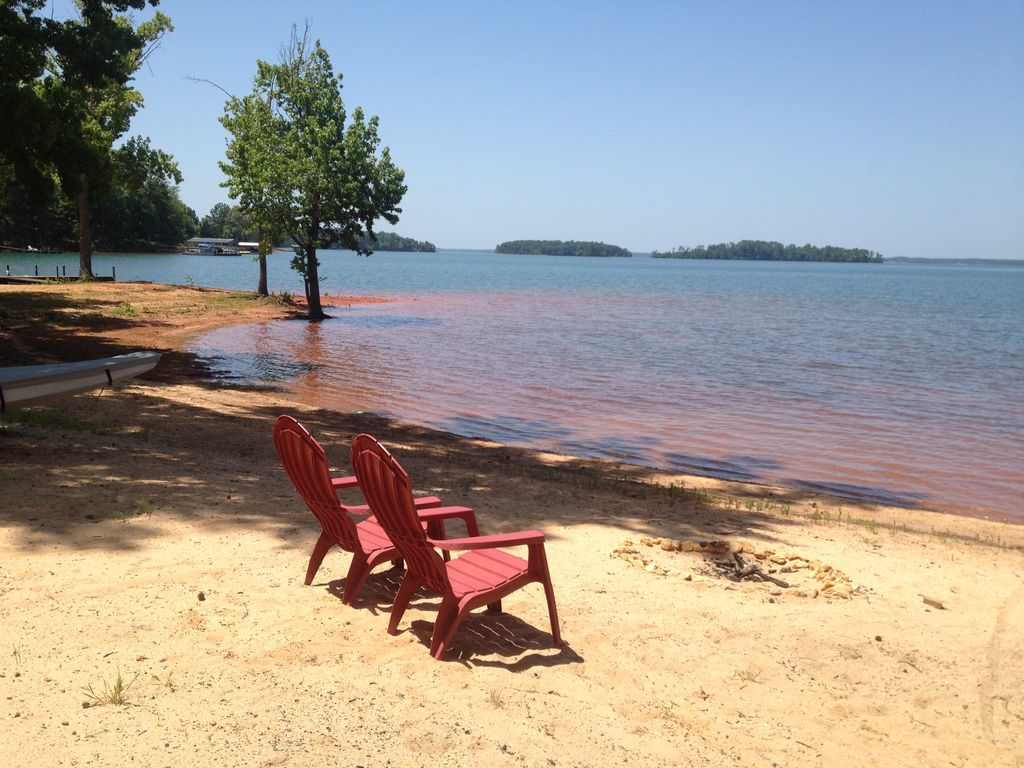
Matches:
[351,434,450,594]
[273,416,359,552]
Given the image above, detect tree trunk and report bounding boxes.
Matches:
[256,230,269,296]
[304,193,327,321]
[77,173,94,279]
[257,253,268,296]
[305,243,326,321]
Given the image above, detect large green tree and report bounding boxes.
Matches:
[0,0,57,201]
[38,1,171,278]
[92,136,196,249]
[2,138,196,252]
[220,26,407,319]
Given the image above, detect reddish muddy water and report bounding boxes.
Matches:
[196,269,1024,524]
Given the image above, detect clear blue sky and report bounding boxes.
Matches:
[52,0,1024,258]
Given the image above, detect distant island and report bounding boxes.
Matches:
[358,232,436,252]
[496,240,632,258]
[652,240,882,263]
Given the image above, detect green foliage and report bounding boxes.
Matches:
[1,138,196,252]
[0,408,105,434]
[199,202,255,241]
[652,240,883,262]
[220,24,407,320]
[357,231,435,252]
[0,165,77,249]
[0,1,173,275]
[495,240,632,258]
[82,670,140,707]
[0,1,60,201]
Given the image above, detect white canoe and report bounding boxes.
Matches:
[0,351,161,413]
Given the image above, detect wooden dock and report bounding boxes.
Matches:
[2,264,116,283]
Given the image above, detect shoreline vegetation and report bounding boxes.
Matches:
[495,239,633,258]
[1,280,1023,766]
[356,231,436,252]
[652,240,883,262]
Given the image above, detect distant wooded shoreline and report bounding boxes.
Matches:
[652,240,882,262]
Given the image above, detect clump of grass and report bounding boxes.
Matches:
[733,665,763,683]
[487,688,505,708]
[863,519,878,535]
[82,670,140,707]
[278,290,294,304]
[660,700,682,721]
[0,408,97,433]
[121,498,155,522]
[13,644,23,668]
[113,301,137,317]
[151,671,175,690]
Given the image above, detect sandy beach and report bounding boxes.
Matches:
[1,281,1022,767]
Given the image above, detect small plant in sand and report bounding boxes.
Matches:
[487,688,505,708]
[83,670,140,707]
[152,671,175,690]
[113,301,137,317]
[120,498,155,522]
[279,290,294,304]
[733,665,763,684]
[863,519,878,535]
[660,700,682,721]
[12,644,23,668]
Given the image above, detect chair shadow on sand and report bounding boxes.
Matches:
[324,569,582,670]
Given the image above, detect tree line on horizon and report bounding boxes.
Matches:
[652,240,883,262]
[198,202,433,253]
[496,240,632,258]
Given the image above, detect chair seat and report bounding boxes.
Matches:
[355,518,397,557]
[446,548,528,599]
[355,518,435,559]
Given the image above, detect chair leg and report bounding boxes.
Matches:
[389,573,422,634]
[341,552,371,605]
[462,512,480,537]
[485,600,502,614]
[304,531,334,585]
[430,596,461,658]
[426,520,451,562]
[542,576,562,646]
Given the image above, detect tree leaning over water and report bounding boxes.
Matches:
[220,26,407,320]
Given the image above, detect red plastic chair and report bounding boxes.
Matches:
[351,433,562,660]
[272,416,479,601]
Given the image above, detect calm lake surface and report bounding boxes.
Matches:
[9,250,1023,522]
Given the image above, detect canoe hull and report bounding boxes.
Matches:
[0,351,161,412]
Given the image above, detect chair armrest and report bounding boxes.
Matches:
[415,505,475,522]
[331,475,359,490]
[343,497,440,517]
[431,530,545,551]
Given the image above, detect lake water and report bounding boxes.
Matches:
[8,250,1023,522]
